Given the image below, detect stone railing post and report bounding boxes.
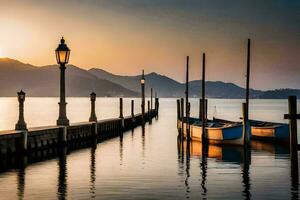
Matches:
[119,98,124,129]
[15,90,27,130]
[89,92,97,122]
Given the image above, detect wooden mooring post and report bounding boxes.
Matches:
[131,100,135,124]
[185,56,190,140]
[284,96,300,186]
[242,103,249,147]
[155,97,159,118]
[199,100,208,120]
[177,99,181,121]
[187,102,191,139]
[180,98,184,140]
[243,38,251,148]
[177,99,181,138]
[201,53,206,143]
[148,100,151,123]
[141,70,145,124]
[151,88,153,110]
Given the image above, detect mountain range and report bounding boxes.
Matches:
[0,58,299,99]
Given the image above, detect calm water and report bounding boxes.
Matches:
[0,98,299,199]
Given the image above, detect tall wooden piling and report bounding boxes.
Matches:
[242,103,249,147]
[155,97,159,118]
[157,98,159,112]
[177,99,181,138]
[244,38,251,148]
[141,70,145,124]
[284,96,300,187]
[154,98,157,115]
[180,98,184,139]
[119,98,124,129]
[187,102,191,139]
[177,99,181,120]
[205,99,208,120]
[148,100,151,123]
[185,56,190,140]
[199,99,208,120]
[131,100,135,122]
[201,53,206,142]
[199,99,202,120]
[245,39,251,119]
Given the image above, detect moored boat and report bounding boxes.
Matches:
[249,120,289,141]
[213,118,290,142]
[177,117,244,145]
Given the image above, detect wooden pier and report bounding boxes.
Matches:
[0,100,158,157]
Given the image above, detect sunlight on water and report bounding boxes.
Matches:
[0,98,299,199]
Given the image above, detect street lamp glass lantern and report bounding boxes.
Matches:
[55,37,70,65]
[90,92,96,101]
[18,90,26,101]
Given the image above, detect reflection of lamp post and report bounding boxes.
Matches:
[89,92,97,122]
[15,90,27,130]
[56,37,70,126]
[141,70,145,124]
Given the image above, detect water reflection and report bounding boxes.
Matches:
[291,163,299,200]
[17,167,25,200]
[120,133,123,166]
[177,139,252,199]
[0,98,299,199]
[185,141,191,198]
[251,140,289,155]
[242,148,251,200]
[141,125,146,168]
[90,147,96,199]
[201,143,208,199]
[57,147,68,200]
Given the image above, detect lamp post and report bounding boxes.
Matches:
[89,92,97,122]
[56,37,70,126]
[15,90,27,130]
[141,70,145,124]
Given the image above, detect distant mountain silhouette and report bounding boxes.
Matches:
[0,58,137,97]
[0,58,299,99]
[89,68,184,96]
[89,68,300,99]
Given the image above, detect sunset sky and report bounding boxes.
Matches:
[0,0,299,90]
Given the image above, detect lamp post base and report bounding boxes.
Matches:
[57,118,69,126]
[15,122,27,130]
[89,117,97,122]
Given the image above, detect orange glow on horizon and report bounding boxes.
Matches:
[0,0,299,90]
